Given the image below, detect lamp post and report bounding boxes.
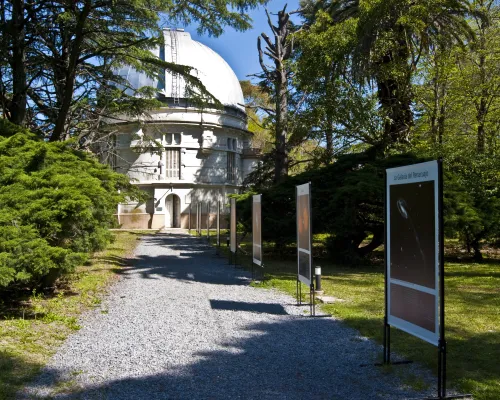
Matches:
[314,266,323,294]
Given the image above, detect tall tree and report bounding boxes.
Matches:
[240,80,273,152]
[294,11,382,160]
[411,1,500,260]
[0,0,266,141]
[257,5,294,183]
[459,0,500,153]
[300,0,473,151]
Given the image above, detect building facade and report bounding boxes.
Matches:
[110,29,259,229]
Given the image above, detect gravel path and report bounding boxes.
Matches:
[21,231,440,399]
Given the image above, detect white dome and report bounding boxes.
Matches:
[118,29,245,113]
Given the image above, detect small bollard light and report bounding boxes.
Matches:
[226,236,230,247]
[314,266,322,293]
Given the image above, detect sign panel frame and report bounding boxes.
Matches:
[198,203,202,236]
[196,203,199,235]
[296,182,312,286]
[252,194,262,266]
[216,200,220,246]
[386,160,440,346]
[206,202,210,239]
[230,198,237,254]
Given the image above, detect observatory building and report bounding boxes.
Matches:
[111,29,260,229]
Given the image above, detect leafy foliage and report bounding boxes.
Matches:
[0,120,143,290]
[412,0,500,258]
[298,0,473,150]
[243,0,500,261]
[237,150,423,262]
[0,0,266,142]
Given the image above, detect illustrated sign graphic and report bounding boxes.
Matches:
[386,160,440,346]
[296,183,312,285]
[253,195,262,266]
[230,198,236,253]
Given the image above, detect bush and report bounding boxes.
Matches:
[443,153,500,261]
[0,120,143,290]
[237,150,424,262]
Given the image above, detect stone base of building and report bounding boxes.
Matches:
[116,213,228,230]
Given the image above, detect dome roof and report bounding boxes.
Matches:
[118,29,245,113]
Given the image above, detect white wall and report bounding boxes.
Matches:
[114,122,253,186]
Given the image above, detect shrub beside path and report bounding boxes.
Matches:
[20,232,438,399]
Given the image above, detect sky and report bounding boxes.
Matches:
[173,0,301,82]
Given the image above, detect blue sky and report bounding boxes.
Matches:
[175,0,301,81]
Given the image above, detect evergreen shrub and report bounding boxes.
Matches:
[0,120,143,290]
[237,151,423,263]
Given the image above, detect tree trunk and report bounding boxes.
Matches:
[376,40,413,150]
[476,20,488,154]
[378,76,413,148]
[274,66,288,183]
[471,240,483,262]
[437,73,447,146]
[258,7,291,184]
[9,0,27,126]
[476,53,487,153]
[325,114,334,163]
[50,1,91,142]
[430,77,438,143]
[438,102,446,145]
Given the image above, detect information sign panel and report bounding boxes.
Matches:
[196,203,199,234]
[386,160,440,346]
[198,203,201,235]
[207,203,210,239]
[296,183,312,285]
[230,198,236,253]
[252,195,262,266]
[216,201,220,246]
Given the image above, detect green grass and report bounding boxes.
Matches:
[205,231,500,400]
[0,231,149,400]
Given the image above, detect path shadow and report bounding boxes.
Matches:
[22,318,439,400]
[210,300,287,315]
[0,352,62,400]
[19,232,491,400]
[108,234,251,286]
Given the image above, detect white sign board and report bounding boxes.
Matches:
[216,201,220,246]
[296,183,312,286]
[253,194,262,266]
[386,160,440,346]
[230,198,236,253]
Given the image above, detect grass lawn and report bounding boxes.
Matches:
[0,230,148,400]
[203,230,500,400]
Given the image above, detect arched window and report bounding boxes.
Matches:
[232,138,237,150]
[174,133,181,145]
[227,138,232,150]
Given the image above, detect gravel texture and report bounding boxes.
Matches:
[20,231,441,399]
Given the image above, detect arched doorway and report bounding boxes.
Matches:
[165,194,181,228]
